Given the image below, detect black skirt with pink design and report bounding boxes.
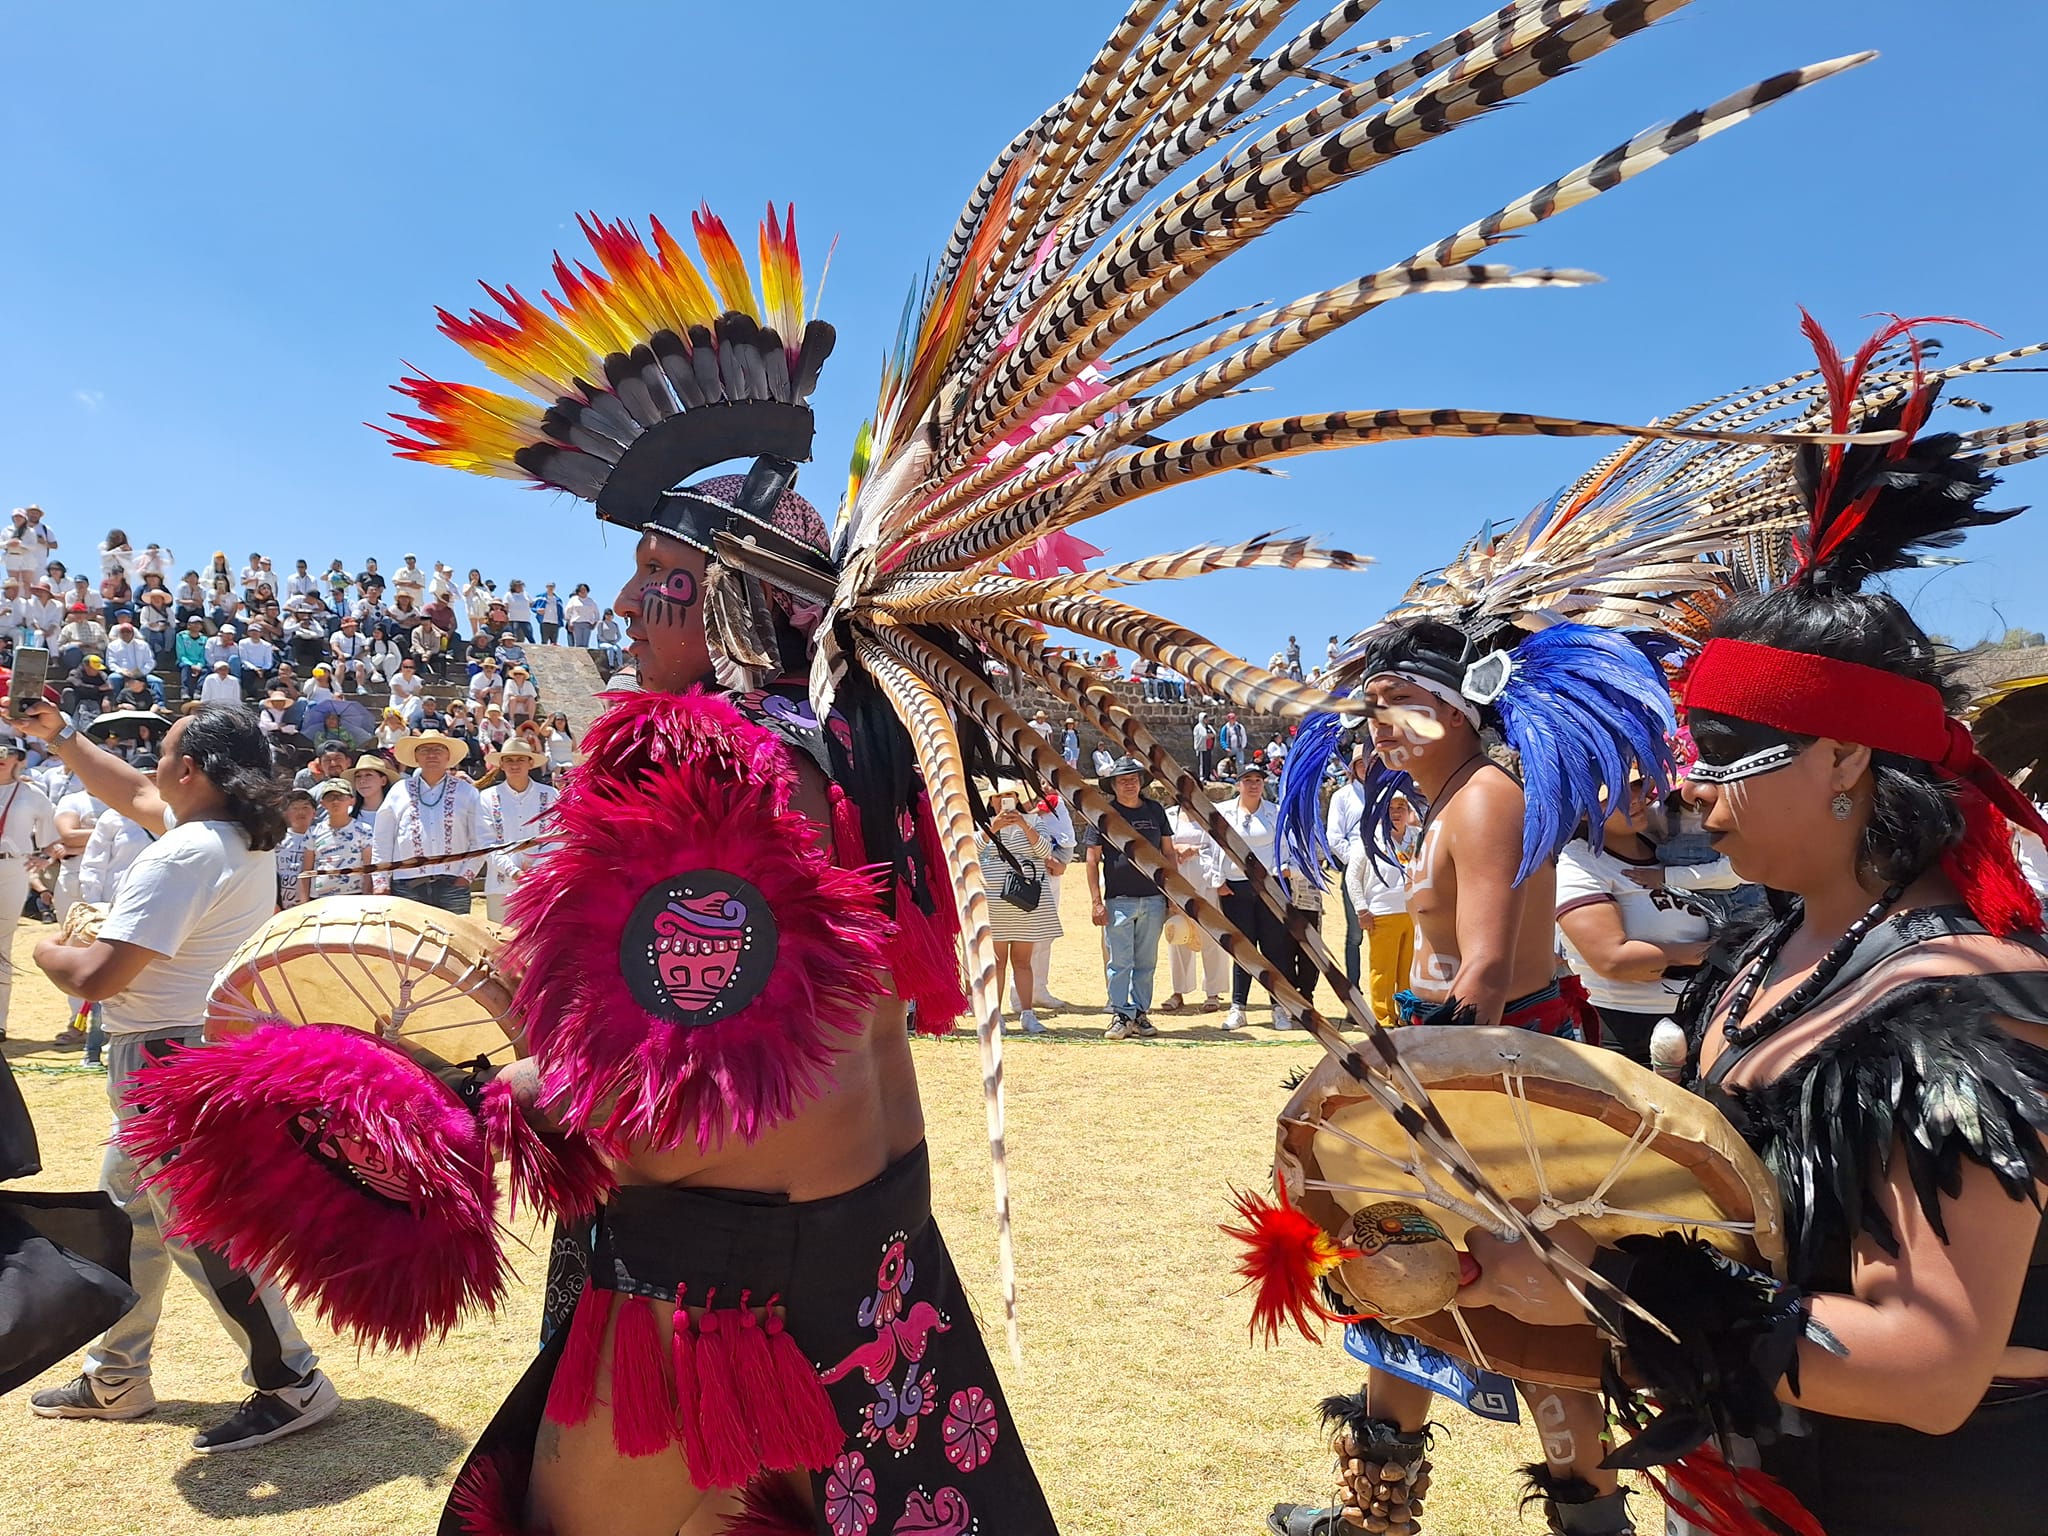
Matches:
[442,1143,1057,1536]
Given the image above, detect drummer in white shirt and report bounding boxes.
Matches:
[478,740,557,925]
[0,740,59,1041]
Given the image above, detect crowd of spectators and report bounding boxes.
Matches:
[0,508,623,764]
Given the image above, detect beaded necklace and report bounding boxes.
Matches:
[1718,881,1906,1049]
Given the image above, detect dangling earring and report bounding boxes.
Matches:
[1830,791,1854,820]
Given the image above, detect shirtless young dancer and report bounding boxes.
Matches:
[1272,617,1647,1536]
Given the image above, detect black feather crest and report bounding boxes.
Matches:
[1712,978,2048,1280]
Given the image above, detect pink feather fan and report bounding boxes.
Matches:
[508,689,894,1155]
[119,1023,506,1351]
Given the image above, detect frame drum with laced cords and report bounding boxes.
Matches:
[1278,1027,1783,1391]
[205,895,523,1070]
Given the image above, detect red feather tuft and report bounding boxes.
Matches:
[1942,782,2046,936]
[508,690,893,1156]
[118,1022,505,1351]
[446,1449,550,1536]
[1220,1183,1363,1346]
[719,1475,816,1536]
[1646,1442,1825,1536]
[1795,310,1998,577]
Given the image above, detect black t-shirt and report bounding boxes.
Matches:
[1082,795,1171,898]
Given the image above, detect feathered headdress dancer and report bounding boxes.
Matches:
[1684,313,2048,935]
[382,4,1897,1345]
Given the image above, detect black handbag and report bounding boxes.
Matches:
[989,833,1043,912]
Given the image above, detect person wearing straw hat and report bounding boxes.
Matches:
[349,752,396,818]
[373,730,481,914]
[478,739,556,925]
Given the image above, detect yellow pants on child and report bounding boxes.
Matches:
[1364,912,1414,1028]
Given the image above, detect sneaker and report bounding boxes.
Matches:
[1221,1005,1247,1032]
[192,1369,339,1453]
[1035,992,1071,1011]
[1018,1009,1047,1035]
[1132,1013,1159,1038]
[1272,1004,1297,1031]
[1104,1015,1133,1041]
[31,1374,157,1421]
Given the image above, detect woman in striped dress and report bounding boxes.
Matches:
[978,796,1065,1035]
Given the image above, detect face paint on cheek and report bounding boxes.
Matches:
[639,569,698,629]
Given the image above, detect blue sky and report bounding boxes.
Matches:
[6,1,2044,659]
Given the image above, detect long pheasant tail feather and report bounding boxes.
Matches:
[853,638,1020,1363]
[972,617,1464,1136]
[1020,592,1348,719]
[856,620,1625,1308]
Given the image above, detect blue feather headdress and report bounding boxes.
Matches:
[1472,623,1677,884]
[1276,705,1419,887]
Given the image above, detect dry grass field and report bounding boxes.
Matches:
[0,883,1562,1536]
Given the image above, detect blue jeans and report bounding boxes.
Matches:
[1104,894,1166,1019]
[393,874,473,914]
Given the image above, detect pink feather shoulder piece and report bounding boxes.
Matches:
[508,689,893,1155]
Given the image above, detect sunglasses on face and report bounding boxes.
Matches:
[1685,741,1803,785]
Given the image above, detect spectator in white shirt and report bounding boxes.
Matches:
[283,559,316,600]
[236,627,277,694]
[503,580,535,641]
[502,666,538,725]
[429,561,456,604]
[1324,747,1377,988]
[391,555,428,606]
[198,662,244,708]
[1202,765,1301,1031]
[534,582,564,644]
[372,732,483,913]
[328,616,370,693]
[22,579,62,646]
[594,609,623,667]
[387,657,426,723]
[57,605,106,670]
[0,742,58,1040]
[203,623,242,675]
[1343,790,1419,1030]
[104,621,155,683]
[19,505,58,567]
[478,740,557,924]
[98,529,137,585]
[468,657,503,710]
[238,554,266,600]
[461,570,491,633]
[563,584,601,648]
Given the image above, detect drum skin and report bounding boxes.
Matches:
[1276,1028,1784,1391]
[205,894,522,1069]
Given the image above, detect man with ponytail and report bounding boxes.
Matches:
[18,701,338,1453]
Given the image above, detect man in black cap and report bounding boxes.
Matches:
[291,739,353,794]
[1081,756,1171,1039]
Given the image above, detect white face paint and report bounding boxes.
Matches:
[1380,701,1440,771]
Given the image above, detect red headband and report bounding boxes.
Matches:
[1685,636,2048,933]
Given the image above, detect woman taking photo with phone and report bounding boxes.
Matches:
[978,792,1065,1035]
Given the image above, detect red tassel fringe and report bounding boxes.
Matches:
[611,1294,676,1458]
[672,1285,711,1478]
[691,1303,763,1489]
[545,1284,609,1428]
[760,1307,844,1472]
